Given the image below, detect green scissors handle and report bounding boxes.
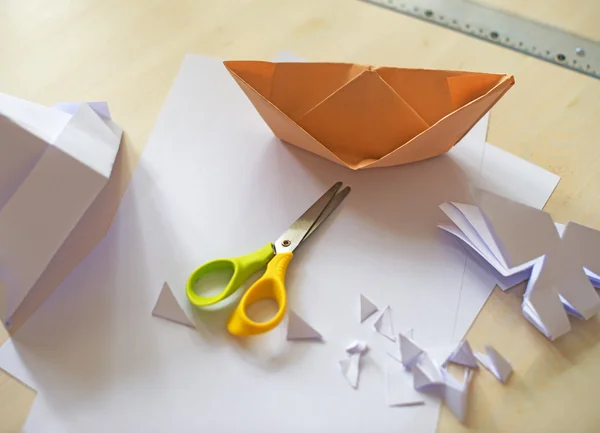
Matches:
[186,243,275,307]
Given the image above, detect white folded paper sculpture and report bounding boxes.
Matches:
[0,94,122,328]
[439,189,600,340]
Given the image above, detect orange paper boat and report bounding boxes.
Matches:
[224,61,514,170]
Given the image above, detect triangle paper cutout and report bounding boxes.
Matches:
[475,346,513,383]
[447,340,478,369]
[442,369,473,424]
[339,352,361,389]
[152,282,195,328]
[287,310,322,341]
[346,340,369,355]
[399,332,423,368]
[360,294,378,323]
[412,353,444,392]
[373,306,395,341]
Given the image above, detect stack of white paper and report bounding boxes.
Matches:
[440,190,600,339]
[0,95,122,327]
[0,54,560,432]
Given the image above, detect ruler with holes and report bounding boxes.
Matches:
[359,0,600,80]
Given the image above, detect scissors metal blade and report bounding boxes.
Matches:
[274,182,350,253]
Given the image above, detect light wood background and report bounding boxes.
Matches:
[1,0,599,431]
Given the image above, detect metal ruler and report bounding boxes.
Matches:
[360,0,600,80]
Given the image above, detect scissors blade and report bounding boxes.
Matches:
[274,182,349,253]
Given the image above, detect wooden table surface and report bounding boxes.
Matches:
[1,0,599,431]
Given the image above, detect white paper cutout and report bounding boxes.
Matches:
[413,353,444,392]
[360,294,378,323]
[386,361,425,407]
[152,282,195,328]
[475,346,512,383]
[447,340,478,369]
[346,340,369,355]
[373,306,395,341]
[442,368,473,423]
[440,190,600,340]
[339,352,361,389]
[287,310,322,341]
[398,332,423,368]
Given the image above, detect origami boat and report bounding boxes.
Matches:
[224,61,514,170]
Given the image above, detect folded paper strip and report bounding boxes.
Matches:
[224,61,514,169]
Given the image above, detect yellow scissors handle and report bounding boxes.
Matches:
[186,243,274,307]
[227,252,293,336]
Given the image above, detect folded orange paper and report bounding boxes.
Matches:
[224,61,514,170]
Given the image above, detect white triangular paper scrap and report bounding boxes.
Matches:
[475,346,512,383]
[339,352,361,389]
[386,360,425,407]
[447,340,478,369]
[152,282,195,328]
[360,294,378,323]
[442,368,473,423]
[287,310,323,341]
[413,353,444,392]
[373,306,395,341]
[399,332,423,368]
[346,340,369,355]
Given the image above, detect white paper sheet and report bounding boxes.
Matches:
[0,53,559,433]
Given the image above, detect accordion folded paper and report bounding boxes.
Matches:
[439,190,600,340]
[224,61,514,169]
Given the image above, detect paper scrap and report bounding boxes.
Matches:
[373,306,395,341]
[359,294,378,323]
[386,360,425,407]
[442,368,473,423]
[339,352,361,389]
[398,332,423,368]
[152,282,195,328]
[346,340,369,355]
[287,310,323,341]
[475,346,512,383]
[413,353,444,392]
[447,340,478,369]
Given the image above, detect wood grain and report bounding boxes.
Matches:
[1,0,599,431]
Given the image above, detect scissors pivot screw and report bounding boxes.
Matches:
[281,240,291,247]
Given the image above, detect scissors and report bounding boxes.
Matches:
[186,182,350,337]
